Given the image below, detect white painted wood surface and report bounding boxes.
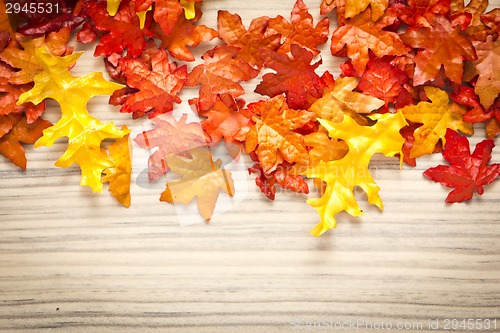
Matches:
[1,1,499,332]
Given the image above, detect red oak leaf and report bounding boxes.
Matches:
[248,152,309,200]
[134,114,207,181]
[423,129,500,203]
[255,44,324,110]
[0,116,51,170]
[153,11,217,62]
[110,47,187,119]
[330,8,408,76]
[217,11,281,69]
[85,0,152,57]
[266,0,330,56]
[401,14,477,85]
[357,55,409,107]
[186,46,259,111]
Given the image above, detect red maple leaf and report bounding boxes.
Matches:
[217,10,281,69]
[255,44,324,110]
[401,14,477,85]
[423,129,500,203]
[391,0,450,27]
[136,0,182,36]
[451,86,500,139]
[186,46,259,111]
[330,8,408,76]
[153,10,217,62]
[110,47,187,119]
[85,0,152,57]
[195,95,252,147]
[248,152,309,200]
[357,55,409,107]
[266,0,330,56]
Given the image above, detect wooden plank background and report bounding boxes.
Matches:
[1,1,499,332]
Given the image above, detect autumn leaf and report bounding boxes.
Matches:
[392,0,450,28]
[134,113,207,181]
[255,44,324,110]
[217,10,281,69]
[18,46,129,192]
[308,76,385,126]
[186,46,259,111]
[330,8,408,76]
[102,128,132,207]
[465,36,500,110]
[345,0,388,21]
[107,0,122,16]
[0,116,51,169]
[13,0,84,36]
[195,95,251,149]
[266,0,329,56]
[400,86,473,158]
[0,28,72,85]
[320,0,346,25]
[245,94,314,174]
[0,63,45,123]
[357,55,409,107]
[136,0,182,36]
[401,14,477,85]
[423,129,500,203]
[152,13,217,62]
[0,0,12,33]
[111,47,187,119]
[450,0,489,39]
[85,0,152,57]
[451,85,500,139]
[248,153,309,200]
[160,146,235,221]
[305,112,407,236]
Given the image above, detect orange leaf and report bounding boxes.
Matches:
[217,10,281,69]
[0,116,51,170]
[153,13,217,62]
[186,46,259,111]
[245,95,314,174]
[330,8,408,76]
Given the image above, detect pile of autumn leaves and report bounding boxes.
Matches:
[0,0,499,235]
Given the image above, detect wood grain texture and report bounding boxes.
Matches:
[1,1,499,332]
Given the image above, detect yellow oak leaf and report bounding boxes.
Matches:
[346,0,388,21]
[305,112,407,236]
[18,46,128,193]
[400,86,473,158]
[308,77,385,126]
[245,95,315,174]
[102,128,132,207]
[160,146,235,221]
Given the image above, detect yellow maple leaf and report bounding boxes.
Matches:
[309,77,385,126]
[18,46,128,193]
[102,127,132,207]
[305,112,407,236]
[400,86,473,158]
[160,147,235,221]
